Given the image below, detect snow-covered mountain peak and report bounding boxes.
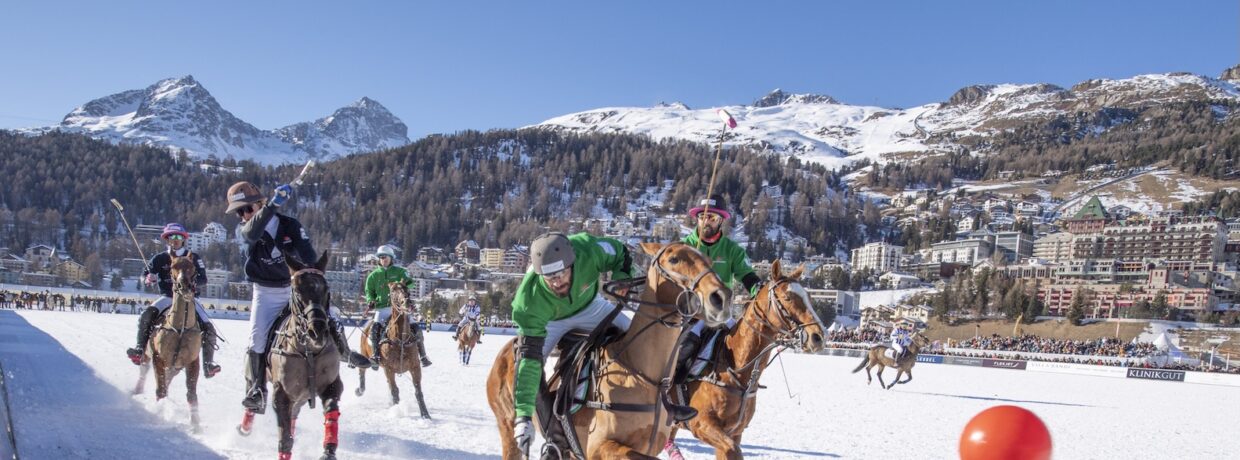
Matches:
[535,70,1240,169]
[43,77,411,164]
[753,89,838,107]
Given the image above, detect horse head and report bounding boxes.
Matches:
[755,260,826,353]
[170,256,197,297]
[287,252,332,350]
[387,282,412,340]
[639,242,732,327]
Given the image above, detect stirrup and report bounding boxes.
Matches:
[420,356,432,368]
[204,362,221,379]
[242,388,267,414]
[539,441,565,460]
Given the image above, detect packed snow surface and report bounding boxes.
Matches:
[1,310,1236,459]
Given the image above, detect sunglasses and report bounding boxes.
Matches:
[167,235,185,241]
[697,213,724,224]
[542,268,572,283]
[234,204,257,217]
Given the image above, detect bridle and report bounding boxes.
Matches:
[287,268,330,345]
[742,279,816,349]
[562,243,726,457]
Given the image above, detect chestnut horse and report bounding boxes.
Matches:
[852,332,929,389]
[237,253,344,460]
[666,260,827,460]
[133,256,204,432]
[486,241,733,460]
[356,282,431,418]
[458,317,481,365]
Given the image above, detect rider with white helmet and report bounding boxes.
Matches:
[363,244,432,367]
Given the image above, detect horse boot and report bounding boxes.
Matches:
[330,317,372,368]
[369,321,385,369]
[242,350,269,414]
[200,320,222,378]
[126,306,159,365]
[414,326,432,368]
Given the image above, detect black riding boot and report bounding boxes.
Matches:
[369,321,385,368]
[535,380,571,460]
[126,306,159,365]
[242,350,268,414]
[672,331,702,385]
[415,326,432,368]
[331,317,372,368]
[200,320,221,378]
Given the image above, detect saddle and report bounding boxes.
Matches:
[682,327,727,383]
[535,326,625,458]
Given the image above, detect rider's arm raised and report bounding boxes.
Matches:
[239,203,277,244]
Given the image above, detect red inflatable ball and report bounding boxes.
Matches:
[959,405,1052,460]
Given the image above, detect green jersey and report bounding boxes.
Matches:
[684,230,757,294]
[511,232,632,418]
[364,265,413,310]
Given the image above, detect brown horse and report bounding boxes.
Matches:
[356,282,431,418]
[667,260,827,460]
[133,256,204,432]
[458,317,481,365]
[237,253,344,460]
[852,332,929,389]
[486,241,733,460]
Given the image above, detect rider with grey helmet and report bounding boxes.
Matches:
[363,244,432,368]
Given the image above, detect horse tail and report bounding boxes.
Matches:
[851,354,870,374]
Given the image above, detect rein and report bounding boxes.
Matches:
[273,268,330,408]
[559,244,722,456]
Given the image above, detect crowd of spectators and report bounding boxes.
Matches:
[954,334,1159,358]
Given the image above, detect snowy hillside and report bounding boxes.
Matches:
[3,309,1238,459]
[35,76,410,165]
[534,71,1240,169]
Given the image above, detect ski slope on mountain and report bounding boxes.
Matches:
[2,309,1237,459]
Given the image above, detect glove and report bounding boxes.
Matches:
[513,416,534,456]
[271,184,293,207]
[145,274,157,286]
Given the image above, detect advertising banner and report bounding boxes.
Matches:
[916,355,944,364]
[1125,368,1186,382]
[1025,361,1128,378]
[944,356,985,367]
[982,358,1028,370]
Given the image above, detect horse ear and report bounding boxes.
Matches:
[770,259,782,280]
[639,242,663,256]
[316,251,330,271]
[286,254,306,272]
[787,264,806,280]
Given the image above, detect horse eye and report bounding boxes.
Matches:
[668,256,680,264]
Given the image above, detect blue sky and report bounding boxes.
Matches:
[1,1,1235,138]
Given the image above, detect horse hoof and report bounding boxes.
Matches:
[318,454,337,460]
[192,425,203,435]
[420,413,431,420]
[355,388,364,397]
[236,424,251,436]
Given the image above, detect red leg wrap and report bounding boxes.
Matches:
[324,409,341,446]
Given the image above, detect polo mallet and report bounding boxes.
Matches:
[703,109,738,218]
[109,198,150,272]
[291,160,316,186]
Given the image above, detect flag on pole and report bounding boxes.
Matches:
[717,109,737,129]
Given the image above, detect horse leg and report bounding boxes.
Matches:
[154,356,169,400]
[385,366,400,406]
[900,368,913,385]
[886,370,901,390]
[355,366,366,397]
[274,391,295,460]
[187,358,202,433]
[133,359,150,395]
[409,367,430,419]
[588,439,660,460]
[663,427,686,460]
[319,379,343,460]
[689,415,742,460]
[876,365,887,389]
